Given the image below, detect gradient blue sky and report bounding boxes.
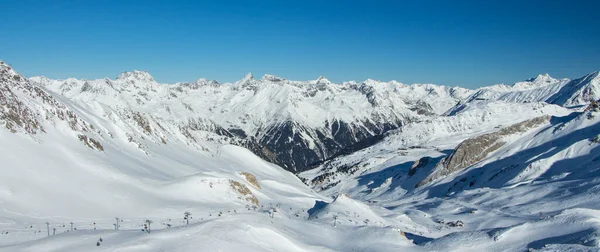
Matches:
[1,0,599,88]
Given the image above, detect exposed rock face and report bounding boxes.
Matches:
[0,60,100,152]
[409,156,432,176]
[229,180,259,206]
[0,61,96,136]
[416,116,550,187]
[116,70,156,83]
[78,134,104,151]
[240,172,261,189]
[0,61,44,134]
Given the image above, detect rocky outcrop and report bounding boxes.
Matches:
[416,116,550,187]
[78,134,104,151]
[0,62,45,134]
[229,180,259,206]
[1,60,101,152]
[240,172,261,189]
[409,156,432,176]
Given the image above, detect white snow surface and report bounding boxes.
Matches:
[2,59,600,251]
[302,100,600,251]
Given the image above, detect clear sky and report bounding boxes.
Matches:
[0,0,599,88]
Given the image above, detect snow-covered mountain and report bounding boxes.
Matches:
[448,72,600,116]
[28,64,600,175]
[0,60,417,251]
[4,58,600,251]
[28,68,472,173]
[300,82,600,250]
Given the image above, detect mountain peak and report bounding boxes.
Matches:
[116,70,155,83]
[514,73,558,89]
[260,74,284,82]
[315,76,331,85]
[234,72,255,87]
[364,79,381,85]
[532,73,554,82]
[194,78,219,86]
[0,60,22,81]
[243,72,254,81]
[0,60,14,73]
[29,76,52,85]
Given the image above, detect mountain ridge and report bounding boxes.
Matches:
[24,64,473,172]
[5,59,600,174]
[7,60,600,172]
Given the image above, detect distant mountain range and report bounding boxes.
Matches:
[2,60,598,173]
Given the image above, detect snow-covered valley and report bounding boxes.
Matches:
[2,59,600,251]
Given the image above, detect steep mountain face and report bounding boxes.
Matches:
[545,71,600,106]
[0,61,95,138]
[29,70,471,172]
[0,62,43,134]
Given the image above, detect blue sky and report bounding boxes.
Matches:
[0,0,599,88]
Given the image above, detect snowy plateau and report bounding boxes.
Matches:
[1,59,600,251]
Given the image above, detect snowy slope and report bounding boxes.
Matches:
[301,96,600,250]
[0,61,416,251]
[301,101,571,194]
[5,57,600,251]
[2,213,415,252]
